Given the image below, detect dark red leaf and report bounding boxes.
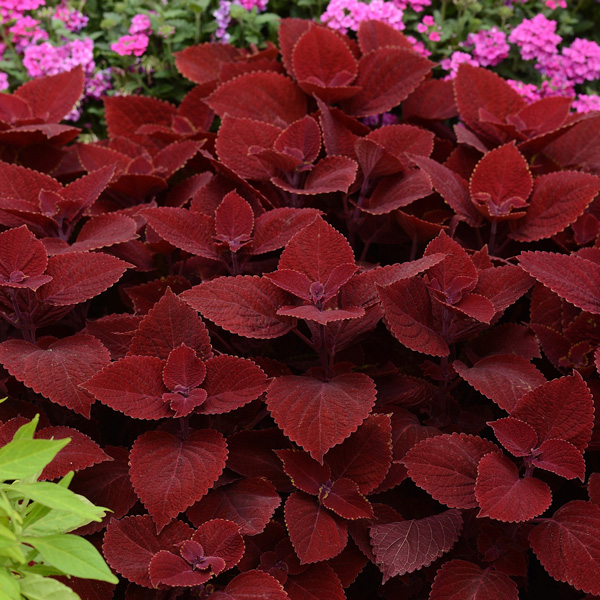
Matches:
[430,560,519,600]
[267,372,376,463]
[0,334,110,418]
[326,413,393,494]
[104,96,176,139]
[162,344,206,390]
[276,449,330,495]
[284,563,345,600]
[201,355,268,414]
[213,570,290,600]
[14,66,84,122]
[378,278,449,357]
[529,500,600,595]
[511,373,594,452]
[37,426,110,480]
[284,491,347,564]
[475,452,552,522]
[190,518,244,571]
[103,515,193,587]
[403,433,500,509]
[361,170,432,215]
[532,439,586,481]
[129,429,227,531]
[142,207,220,260]
[181,276,296,339]
[37,252,132,306]
[341,48,432,117]
[274,116,322,164]
[519,251,600,314]
[488,417,538,457]
[370,509,462,580]
[214,191,254,250]
[357,19,415,54]
[174,43,240,85]
[187,477,281,535]
[83,355,169,420]
[207,72,307,128]
[322,478,373,520]
[454,355,546,413]
[251,208,320,255]
[473,265,533,315]
[0,225,50,290]
[129,288,213,361]
[149,550,213,587]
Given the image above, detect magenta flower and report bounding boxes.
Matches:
[111,34,149,57]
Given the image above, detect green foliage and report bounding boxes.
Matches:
[0,414,118,600]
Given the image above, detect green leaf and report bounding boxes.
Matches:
[19,573,81,600]
[0,569,20,600]
[8,483,106,521]
[23,509,92,537]
[11,416,40,442]
[23,534,118,583]
[0,439,69,480]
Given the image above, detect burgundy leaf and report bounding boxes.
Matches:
[321,478,373,520]
[37,426,110,480]
[103,515,192,587]
[162,344,206,390]
[201,355,268,414]
[0,334,110,418]
[213,570,290,600]
[370,509,462,580]
[529,500,600,595]
[475,452,552,522]
[511,373,594,452]
[207,72,307,127]
[453,355,546,412]
[37,252,132,306]
[68,214,138,253]
[267,372,376,463]
[326,413,393,494]
[532,439,586,481]
[284,563,345,600]
[342,48,432,117]
[510,171,600,241]
[129,429,228,531]
[284,491,347,564]
[129,288,213,361]
[430,559,519,600]
[274,116,322,164]
[190,518,245,571]
[403,433,500,509]
[378,277,449,357]
[251,208,320,255]
[83,355,169,420]
[0,225,50,290]
[518,251,600,314]
[187,477,280,535]
[149,550,213,587]
[488,417,538,457]
[215,191,254,250]
[181,276,296,339]
[142,207,220,260]
[276,449,330,495]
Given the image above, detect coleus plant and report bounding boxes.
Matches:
[0,17,600,600]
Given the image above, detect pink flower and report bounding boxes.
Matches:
[405,35,431,57]
[54,2,88,32]
[129,14,152,35]
[111,34,149,57]
[428,31,440,42]
[465,27,509,67]
[440,51,478,79]
[8,16,48,51]
[544,0,566,8]
[508,15,561,64]
[321,0,404,35]
[505,79,541,103]
[0,72,8,92]
[572,94,600,113]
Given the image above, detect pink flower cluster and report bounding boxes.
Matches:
[572,94,600,113]
[321,0,405,35]
[0,0,45,23]
[440,51,478,79]
[465,27,509,67]
[508,14,561,64]
[0,72,8,92]
[544,0,566,9]
[8,16,48,52]
[416,15,441,42]
[237,0,269,10]
[110,13,154,56]
[53,1,88,33]
[23,37,94,78]
[393,0,431,11]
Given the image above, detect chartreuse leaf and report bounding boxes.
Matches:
[22,534,118,583]
[19,573,81,600]
[11,414,39,441]
[0,438,69,480]
[6,482,106,521]
[0,520,26,563]
[0,568,21,600]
